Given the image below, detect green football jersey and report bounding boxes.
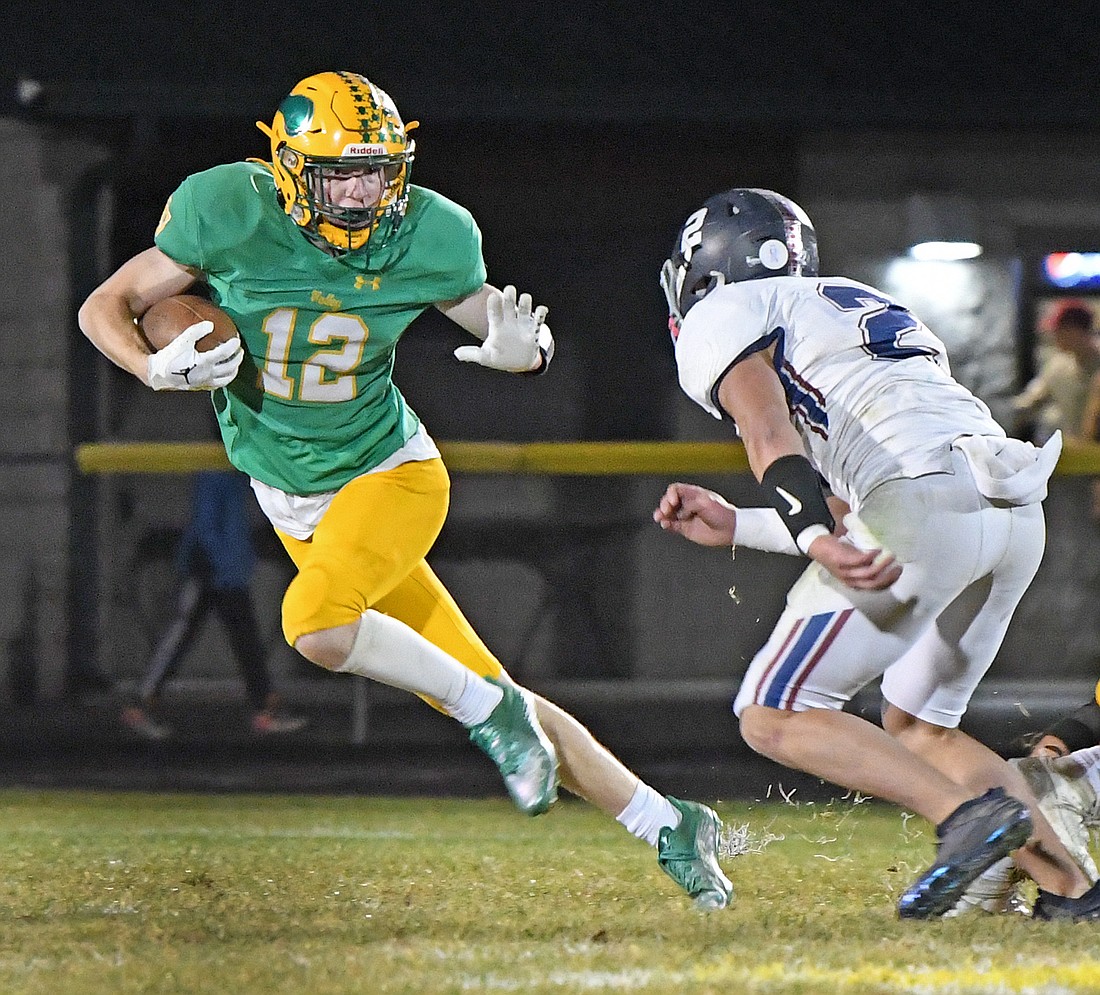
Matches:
[154,161,486,494]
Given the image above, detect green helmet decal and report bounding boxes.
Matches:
[279,95,314,137]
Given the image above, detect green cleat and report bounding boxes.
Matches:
[468,679,559,816]
[657,796,734,910]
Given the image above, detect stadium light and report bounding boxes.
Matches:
[905,193,984,262]
[908,240,983,261]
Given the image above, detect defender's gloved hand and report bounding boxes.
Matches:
[454,285,553,374]
[146,322,244,391]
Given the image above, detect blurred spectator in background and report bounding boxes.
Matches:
[121,470,307,740]
[1012,300,1100,445]
[1020,303,1100,760]
[1078,348,1100,521]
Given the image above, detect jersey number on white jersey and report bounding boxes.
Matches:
[817,284,941,363]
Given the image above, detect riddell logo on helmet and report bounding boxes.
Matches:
[343,144,387,156]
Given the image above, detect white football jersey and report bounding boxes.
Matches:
[674,275,1005,505]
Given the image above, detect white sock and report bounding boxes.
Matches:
[335,610,503,726]
[447,671,505,727]
[616,781,681,847]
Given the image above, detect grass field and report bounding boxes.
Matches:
[0,789,1097,994]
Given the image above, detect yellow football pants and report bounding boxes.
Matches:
[275,458,503,690]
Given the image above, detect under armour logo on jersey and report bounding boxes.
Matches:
[775,486,803,516]
[355,274,382,291]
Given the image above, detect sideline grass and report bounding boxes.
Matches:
[0,789,1096,994]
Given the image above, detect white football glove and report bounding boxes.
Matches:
[453,285,553,374]
[146,321,244,391]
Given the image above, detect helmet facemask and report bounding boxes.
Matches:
[660,257,727,340]
[295,152,413,255]
[258,71,417,258]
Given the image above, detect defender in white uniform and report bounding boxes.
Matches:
[655,188,1100,921]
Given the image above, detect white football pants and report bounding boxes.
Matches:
[733,447,1047,728]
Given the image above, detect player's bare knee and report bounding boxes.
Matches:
[294,620,359,671]
[293,629,339,669]
[739,704,787,756]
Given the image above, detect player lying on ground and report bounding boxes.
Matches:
[953,746,1100,915]
[1029,696,1100,761]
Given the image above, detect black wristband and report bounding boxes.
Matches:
[760,454,835,551]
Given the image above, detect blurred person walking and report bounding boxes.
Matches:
[121,470,307,740]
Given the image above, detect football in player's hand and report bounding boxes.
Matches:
[140,295,239,352]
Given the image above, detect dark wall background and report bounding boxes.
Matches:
[9,2,1100,692]
[18,0,1100,446]
[10,1,1100,127]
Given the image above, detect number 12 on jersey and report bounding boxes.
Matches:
[259,309,368,402]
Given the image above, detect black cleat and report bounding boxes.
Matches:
[898,788,1032,920]
[1034,879,1100,921]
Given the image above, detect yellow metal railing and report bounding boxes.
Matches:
[73,439,1100,476]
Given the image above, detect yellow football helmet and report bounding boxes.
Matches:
[257,71,417,255]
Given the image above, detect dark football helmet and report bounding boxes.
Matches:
[660,188,819,336]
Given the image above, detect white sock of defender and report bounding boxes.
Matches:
[616,781,681,846]
[334,610,503,726]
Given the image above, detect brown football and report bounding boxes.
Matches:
[140,295,239,352]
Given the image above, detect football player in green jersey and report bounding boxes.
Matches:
[79,70,733,908]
